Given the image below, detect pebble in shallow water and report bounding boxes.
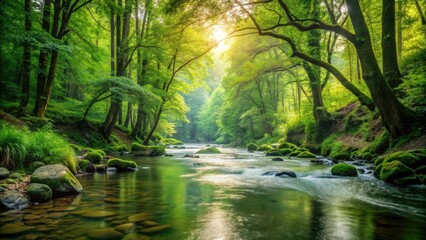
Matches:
[89,228,123,240]
[0,223,35,235]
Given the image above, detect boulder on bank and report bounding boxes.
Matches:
[27,183,52,202]
[28,161,45,173]
[0,190,31,210]
[78,159,94,173]
[278,148,292,156]
[278,142,297,150]
[86,151,103,163]
[0,167,9,179]
[196,147,221,154]
[297,151,316,158]
[258,144,273,152]
[331,152,351,161]
[107,158,137,171]
[131,143,166,156]
[331,163,357,176]
[266,150,281,156]
[247,143,258,151]
[30,164,83,196]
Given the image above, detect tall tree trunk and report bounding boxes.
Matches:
[347,0,415,137]
[397,0,403,58]
[382,0,402,89]
[124,102,132,128]
[20,0,31,112]
[143,104,163,145]
[34,0,51,117]
[101,98,120,139]
[110,7,115,76]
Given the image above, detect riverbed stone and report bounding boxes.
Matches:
[0,167,9,179]
[331,163,357,176]
[107,158,137,171]
[272,158,284,161]
[275,170,297,178]
[30,164,83,196]
[139,224,171,234]
[0,190,31,210]
[128,212,152,222]
[115,223,135,234]
[196,147,221,154]
[89,228,123,240]
[122,233,151,240]
[73,210,117,218]
[0,223,35,235]
[27,183,52,202]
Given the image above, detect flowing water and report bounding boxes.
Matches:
[1,144,426,240]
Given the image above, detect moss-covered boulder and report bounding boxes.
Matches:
[331,152,351,161]
[86,151,104,163]
[265,150,281,156]
[278,142,296,149]
[288,150,302,156]
[30,164,83,196]
[361,152,374,161]
[0,167,9,180]
[28,161,45,173]
[196,147,221,154]
[383,151,419,168]
[258,144,273,152]
[379,161,414,183]
[247,143,258,151]
[78,160,94,173]
[9,172,22,180]
[279,148,292,156]
[107,158,137,171]
[27,183,52,202]
[0,190,31,210]
[131,143,166,156]
[297,151,316,158]
[331,163,358,176]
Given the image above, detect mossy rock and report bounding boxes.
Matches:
[394,175,423,185]
[247,143,258,151]
[27,183,52,202]
[278,142,296,150]
[415,165,426,174]
[69,144,82,152]
[28,161,45,173]
[361,152,374,161]
[331,152,351,161]
[297,151,316,158]
[5,178,18,184]
[278,148,292,156]
[86,151,103,164]
[288,151,302,156]
[196,147,221,154]
[374,156,385,166]
[30,164,83,196]
[78,160,94,173]
[379,160,414,183]
[9,172,22,180]
[131,143,166,156]
[93,149,106,157]
[265,150,281,156]
[331,163,357,176]
[384,151,418,168]
[258,144,273,152]
[296,147,308,152]
[107,158,137,171]
[0,167,10,180]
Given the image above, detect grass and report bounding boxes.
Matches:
[0,123,77,174]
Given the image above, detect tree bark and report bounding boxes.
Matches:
[20,0,31,112]
[382,0,402,89]
[124,102,132,127]
[346,0,415,137]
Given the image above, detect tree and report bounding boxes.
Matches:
[19,0,32,112]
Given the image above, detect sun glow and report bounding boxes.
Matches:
[212,25,230,53]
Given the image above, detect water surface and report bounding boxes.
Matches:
[1,144,425,239]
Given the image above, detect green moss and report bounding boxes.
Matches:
[9,172,22,180]
[278,142,296,150]
[78,160,94,172]
[86,151,103,164]
[384,151,418,168]
[366,131,390,154]
[415,165,426,174]
[297,151,316,158]
[331,152,351,161]
[163,138,184,145]
[288,150,302,156]
[374,156,385,166]
[247,143,258,151]
[107,158,138,171]
[331,163,357,176]
[93,149,106,157]
[69,144,82,152]
[278,148,292,156]
[361,152,374,161]
[296,147,308,152]
[265,150,281,156]
[380,160,414,183]
[131,143,166,156]
[196,147,221,154]
[258,144,273,152]
[394,175,423,185]
[27,183,52,202]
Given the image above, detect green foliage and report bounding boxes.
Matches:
[78,160,94,173]
[107,158,138,171]
[279,148,292,156]
[279,142,297,150]
[26,131,77,174]
[85,151,104,164]
[297,151,316,158]
[366,131,391,154]
[331,163,357,176]
[0,126,27,170]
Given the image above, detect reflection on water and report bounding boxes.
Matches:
[0,144,425,240]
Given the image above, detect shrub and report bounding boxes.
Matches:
[0,126,27,170]
[26,131,77,174]
[86,151,103,163]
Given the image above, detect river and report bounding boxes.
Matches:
[1,144,425,240]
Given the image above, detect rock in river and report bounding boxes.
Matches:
[89,228,123,240]
[30,164,83,196]
[0,223,35,236]
[0,190,31,210]
[27,183,52,202]
[0,167,9,180]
